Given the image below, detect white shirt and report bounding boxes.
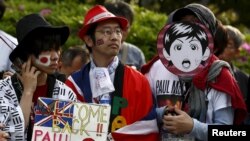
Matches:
[0,30,18,72]
[145,59,233,141]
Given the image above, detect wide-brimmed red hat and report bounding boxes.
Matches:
[78,5,128,40]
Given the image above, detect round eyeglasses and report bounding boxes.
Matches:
[96,28,123,37]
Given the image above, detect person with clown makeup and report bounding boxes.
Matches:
[0,13,77,140]
[142,3,247,141]
[65,5,159,141]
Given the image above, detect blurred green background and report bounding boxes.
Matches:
[1,0,250,73]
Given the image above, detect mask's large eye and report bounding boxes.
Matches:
[174,44,182,50]
[190,44,198,50]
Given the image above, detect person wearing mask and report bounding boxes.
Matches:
[0,13,76,140]
[65,5,159,141]
[142,3,247,141]
[104,1,146,70]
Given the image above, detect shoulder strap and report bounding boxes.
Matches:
[109,62,125,131]
[111,61,124,99]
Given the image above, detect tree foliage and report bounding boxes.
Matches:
[2,0,250,73]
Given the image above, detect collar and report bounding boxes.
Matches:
[90,56,119,75]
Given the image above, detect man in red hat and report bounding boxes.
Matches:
[65,5,159,141]
[104,1,146,71]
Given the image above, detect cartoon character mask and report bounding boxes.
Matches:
[157,21,213,78]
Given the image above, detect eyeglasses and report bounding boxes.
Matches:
[96,28,123,37]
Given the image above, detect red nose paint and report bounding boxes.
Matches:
[40,57,48,64]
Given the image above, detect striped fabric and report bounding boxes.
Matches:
[0,76,77,140]
[65,63,159,141]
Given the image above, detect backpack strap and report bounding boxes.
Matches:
[109,62,125,131]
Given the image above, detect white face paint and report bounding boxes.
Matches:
[35,54,51,67]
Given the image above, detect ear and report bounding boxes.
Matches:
[202,47,211,61]
[83,35,94,48]
[163,48,171,61]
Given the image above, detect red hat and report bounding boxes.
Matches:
[78,5,128,40]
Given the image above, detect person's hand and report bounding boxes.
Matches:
[17,56,41,95]
[0,123,9,141]
[2,71,14,79]
[0,131,9,141]
[162,107,194,135]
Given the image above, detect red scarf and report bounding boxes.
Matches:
[193,55,247,125]
[142,55,247,124]
[141,55,159,74]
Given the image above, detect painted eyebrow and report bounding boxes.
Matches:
[176,38,184,43]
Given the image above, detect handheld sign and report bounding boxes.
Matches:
[32,97,111,141]
[157,21,214,78]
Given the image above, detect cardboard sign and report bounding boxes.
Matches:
[32,97,111,141]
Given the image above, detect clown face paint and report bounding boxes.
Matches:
[96,39,104,46]
[35,54,51,67]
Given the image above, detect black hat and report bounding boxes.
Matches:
[9,13,70,62]
[172,3,217,36]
